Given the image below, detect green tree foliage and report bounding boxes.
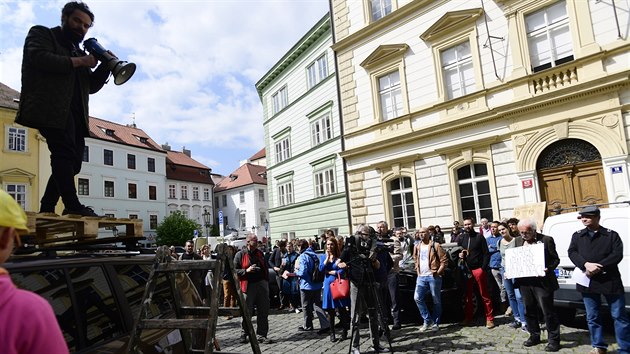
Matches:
[156,211,201,246]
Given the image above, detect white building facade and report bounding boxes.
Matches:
[80,118,167,240]
[330,0,630,230]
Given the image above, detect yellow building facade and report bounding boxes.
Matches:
[0,82,48,212]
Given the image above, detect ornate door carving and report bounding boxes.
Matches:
[536,139,607,214]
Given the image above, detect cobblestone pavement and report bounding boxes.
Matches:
[212,307,621,353]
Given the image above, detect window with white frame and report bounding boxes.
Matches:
[104,149,113,166]
[149,185,157,200]
[258,189,265,202]
[147,157,155,172]
[259,212,266,227]
[526,1,573,72]
[181,185,188,200]
[314,167,336,198]
[128,183,137,199]
[441,41,475,99]
[274,137,291,163]
[278,181,293,206]
[457,163,493,222]
[5,184,26,209]
[239,191,245,203]
[149,215,158,229]
[222,195,227,207]
[370,0,392,21]
[192,186,199,200]
[239,213,246,229]
[168,184,176,199]
[307,54,328,89]
[271,86,288,115]
[104,180,115,198]
[7,127,27,152]
[311,114,332,147]
[78,178,89,196]
[390,177,416,229]
[378,71,403,120]
[204,188,210,201]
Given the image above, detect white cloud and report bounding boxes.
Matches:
[0,0,329,174]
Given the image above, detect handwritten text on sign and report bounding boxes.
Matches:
[504,243,546,279]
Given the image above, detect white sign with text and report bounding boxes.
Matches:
[504,243,546,279]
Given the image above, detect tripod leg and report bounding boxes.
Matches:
[348,283,363,354]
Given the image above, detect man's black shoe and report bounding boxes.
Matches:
[368,344,390,353]
[523,336,541,347]
[392,324,402,330]
[62,205,99,217]
[317,327,330,335]
[545,343,560,352]
[298,326,313,331]
[239,334,248,344]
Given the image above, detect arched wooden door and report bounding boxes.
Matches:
[537,139,608,215]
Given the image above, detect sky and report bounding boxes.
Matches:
[0,0,330,176]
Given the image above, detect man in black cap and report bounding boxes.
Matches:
[568,206,630,354]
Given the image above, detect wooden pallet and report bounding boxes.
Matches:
[25,212,144,243]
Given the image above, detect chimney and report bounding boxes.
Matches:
[162,142,171,151]
[182,146,191,157]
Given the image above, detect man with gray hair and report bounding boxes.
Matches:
[514,219,561,352]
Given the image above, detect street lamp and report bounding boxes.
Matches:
[202,208,211,238]
[263,219,269,247]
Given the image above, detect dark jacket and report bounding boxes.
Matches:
[233,248,267,284]
[568,226,624,294]
[513,233,560,292]
[16,25,109,132]
[268,247,284,270]
[457,230,489,270]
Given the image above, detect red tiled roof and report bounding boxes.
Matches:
[0,82,20,110]
[249,148,266,161]
[88,117,164,152]
[214,163,267,191]
[166,150,209,169]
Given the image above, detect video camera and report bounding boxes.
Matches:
[345,226,377,259]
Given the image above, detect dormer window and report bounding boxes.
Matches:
[105,129,115,136]
[229,174,238,181]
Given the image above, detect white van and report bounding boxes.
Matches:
[541,205,630,317]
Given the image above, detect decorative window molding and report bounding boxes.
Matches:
[360,44,409,122]
[446,147,499,223]
[363,0,398,24]
[422,9,484,103]
[379,162,417,230]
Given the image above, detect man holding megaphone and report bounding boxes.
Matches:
[16,1,118,217]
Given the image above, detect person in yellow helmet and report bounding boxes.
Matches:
[0,189,69,353]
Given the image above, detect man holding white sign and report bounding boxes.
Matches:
[513,219,561,352]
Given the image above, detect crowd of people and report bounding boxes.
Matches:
[167,209,629,354]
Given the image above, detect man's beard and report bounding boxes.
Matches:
[62,24,84,44]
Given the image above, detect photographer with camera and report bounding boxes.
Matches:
[376,221,401,330]
[457,217,495,329]
[338,225,390,354]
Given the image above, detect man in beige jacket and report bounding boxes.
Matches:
[413,227,448,332]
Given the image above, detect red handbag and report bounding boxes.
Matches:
[330,273,349,300]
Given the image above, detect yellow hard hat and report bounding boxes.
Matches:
[0,189,28,234]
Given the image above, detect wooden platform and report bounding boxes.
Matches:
[25,212,145,244]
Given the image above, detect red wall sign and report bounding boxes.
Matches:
[522,179,533,189]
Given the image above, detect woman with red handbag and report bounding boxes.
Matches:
[320,237,350,342]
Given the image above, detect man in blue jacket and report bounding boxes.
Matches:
[568,206,629,354]
[295,239,330,334]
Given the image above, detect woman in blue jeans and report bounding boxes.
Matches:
[498,222,527,331]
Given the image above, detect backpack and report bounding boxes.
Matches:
[310,254,325,283]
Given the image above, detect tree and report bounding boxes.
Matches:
[155,211,201,247]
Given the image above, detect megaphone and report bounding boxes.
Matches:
[83,37,136,85]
